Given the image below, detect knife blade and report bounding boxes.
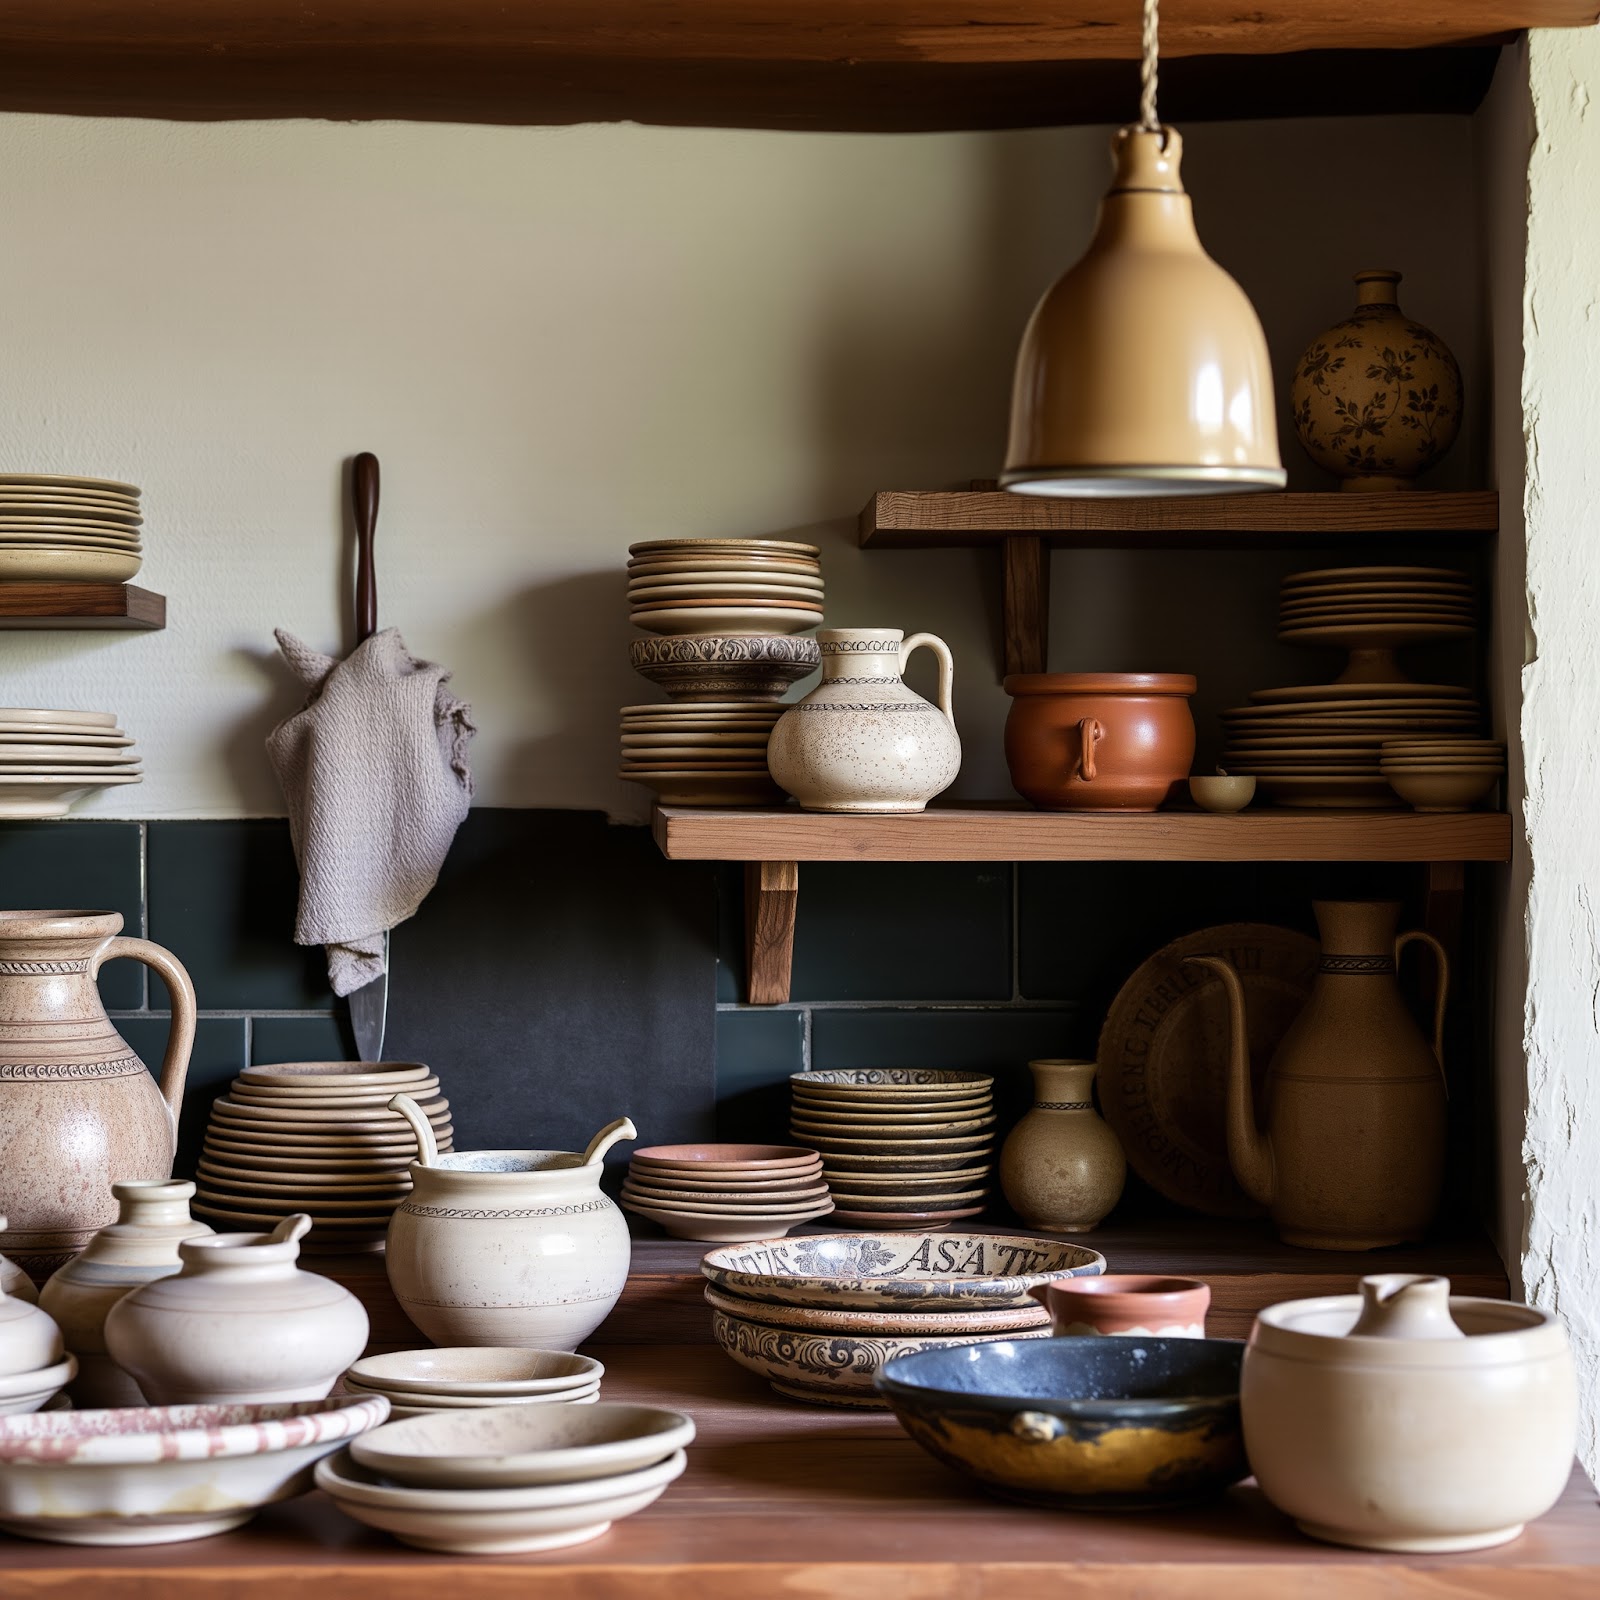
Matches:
[349,931,389,1062]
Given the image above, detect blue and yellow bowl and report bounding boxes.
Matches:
[876,1336,1246,1510]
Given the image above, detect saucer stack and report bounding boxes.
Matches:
[195,1062,454,1252]
[0,708,142,817]
[620,1144,833,1242]
[342,1349,604,1420]
[790,1070,997,1230]
[621,538,822,808]
[1381,738,1506,813]
[0,474,143,585]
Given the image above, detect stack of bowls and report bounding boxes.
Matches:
[343,1350,603,1420]
[790,1070,997,1230]
[700,1230,1104,1407]
[620,1144,832,1241]
[195,1062,453,1252]
[0,708,141,818]
[618,701,785,807]
[626,538,823,636]
[316,1401,694,1554]
[0,473,143,585]
[1380,738,1506,812]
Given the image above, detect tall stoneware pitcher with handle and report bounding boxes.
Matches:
[1186,901,1447,1250]
[0,911,195,1277]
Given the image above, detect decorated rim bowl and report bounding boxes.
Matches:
[876,1336,1246,1509]
[700,1231,1104,1312]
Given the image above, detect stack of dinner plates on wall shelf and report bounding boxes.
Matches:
[620,537,821,807]
[194,1061,454,1252]
[790,1070,997,1230]
[619,1144,832,1242]
[0,708,142,817]
[0,474,143,584]
[1216,564,1484,809]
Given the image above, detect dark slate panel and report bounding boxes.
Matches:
[113,1015,249,1181]
[716,1008,806,1143]
[716,864,742,1004]
[0,820,145,1008]
[251,1014,355,1066]
[385,810,717,1163]
[146,821,334,1013]
[791,862,1011,1002]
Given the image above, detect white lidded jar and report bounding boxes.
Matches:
[766,627,960,813]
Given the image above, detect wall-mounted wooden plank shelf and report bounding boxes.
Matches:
[0,5,1590,130]
[0,583,166,631]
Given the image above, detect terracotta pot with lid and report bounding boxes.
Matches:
[1003,674,1196,811]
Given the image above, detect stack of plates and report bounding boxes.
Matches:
[342,1349,604,1420]
[195,1061,454,1252]
[620,1144,833,1241]
[617,702,784,807]
[0,708,142,818]
[1380,738,1506,813]
[627,539,822,636]
[0,474,143,584]
[790,1070,997,1230]
[1220,683,1484,809]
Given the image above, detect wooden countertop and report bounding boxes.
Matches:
[3,1344,1595,1596]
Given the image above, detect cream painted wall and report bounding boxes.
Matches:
[1499,25,1600,1474]
[0,112,1483,819]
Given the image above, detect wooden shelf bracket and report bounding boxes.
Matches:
[744,859,799,1004]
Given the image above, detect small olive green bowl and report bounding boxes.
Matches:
[876,1336,1246,1511]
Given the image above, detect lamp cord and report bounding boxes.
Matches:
[1138,0,1160,132]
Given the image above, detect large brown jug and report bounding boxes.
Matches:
[0,911,195,1277]
[1186,902,1447,1251]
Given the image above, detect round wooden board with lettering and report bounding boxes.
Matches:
[1097,923,1319,1219]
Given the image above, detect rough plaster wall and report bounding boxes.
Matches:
[0,112,1480,818]
[1520,26,1600,1475]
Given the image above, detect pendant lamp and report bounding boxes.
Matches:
[1001,0,1285,497]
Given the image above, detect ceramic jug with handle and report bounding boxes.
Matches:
[766,627,960,813]
[1186,901,1447,1250]
[0,911,196,1277]
[383,1097,637,1351]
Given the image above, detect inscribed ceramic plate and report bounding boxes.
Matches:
[1097,923,1319,1219]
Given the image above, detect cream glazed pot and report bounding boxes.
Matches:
[766,628,960,813]
[1242,1274,1577,1552]
[384,1100,636,1353]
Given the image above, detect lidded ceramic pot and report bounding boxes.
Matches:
[1003,674,1196,812]
[1029,1274,1209,1339]
[1289,269,1462,492]
[103,1213,368,1404]
[0,1220,63,1379]
[766,628,960,814]
[40,1180,213,1407]
[0,910,196,1274]
[1243,1274,1577,1552]
[999,1060,1125,1234]
[384,1099,636,1352]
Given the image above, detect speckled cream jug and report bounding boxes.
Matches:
[1000,1061,1126,1234]
[0,911,196,1277]
[766,628,960,813]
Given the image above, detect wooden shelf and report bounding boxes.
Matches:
[653,804,1513,864]
[0,5,1591,129]
[0,583,165,631]
[859,489,1500,548]
[11,1341,1598,1596]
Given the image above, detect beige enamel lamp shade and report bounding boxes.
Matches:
[1002,127,1286,497]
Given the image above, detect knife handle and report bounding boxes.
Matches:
[353,451,379,645]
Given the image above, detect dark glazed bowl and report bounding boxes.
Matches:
[876,1336,1246,1510]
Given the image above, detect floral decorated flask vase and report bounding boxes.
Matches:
[766,628,960,813]
[1290,269,1462,491]
[1000,1060,1126,1233]
[0,911,196,1278]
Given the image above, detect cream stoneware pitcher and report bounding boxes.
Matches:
[0,911,196,1275]
[1243,1274,1577,1552]
[766,627,960,813]
[384,1096,636,1352]
[1186,900,1447,1251]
